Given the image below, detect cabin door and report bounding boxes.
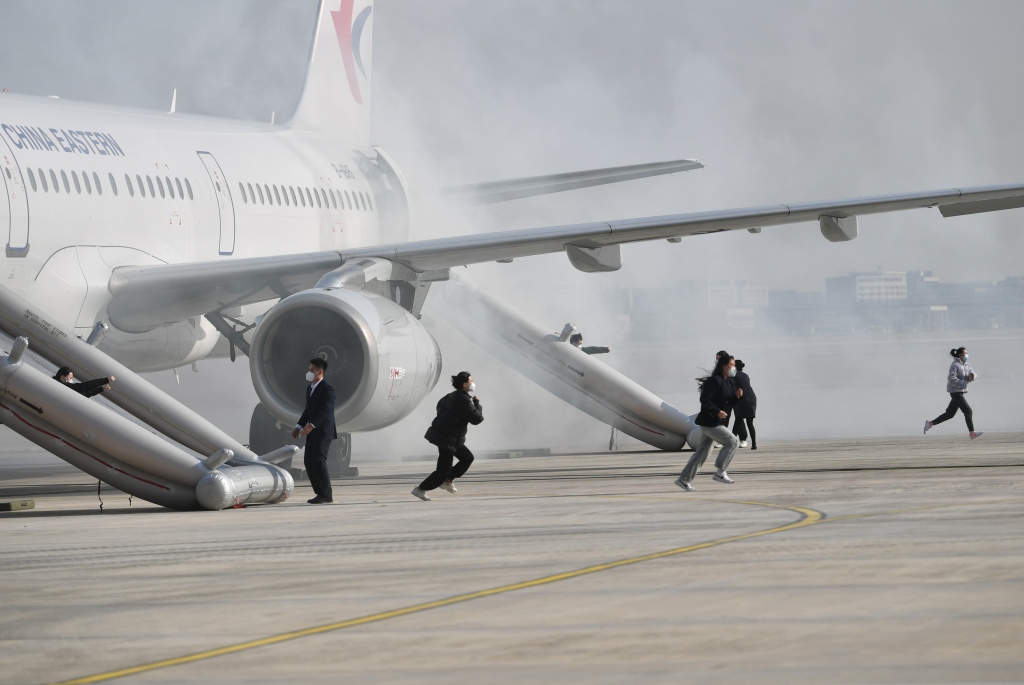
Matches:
[0,137,30,256]
[196,151,236,255]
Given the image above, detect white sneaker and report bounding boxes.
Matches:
[970,431,984,440]
[923,419,932,434]
[438,481,457,493]
[739,441,748,448]
[712,471,734,484]
[674,477,695,492]
[711,442,721,449]
[411,487,431,501]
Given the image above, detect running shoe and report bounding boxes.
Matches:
[739,440,748,448]
[411,487,432,501]
[923,419,932,434]
[712,471,734,484]
[970,431,984,440]
[674,477,695,492]
[438,481,457,493]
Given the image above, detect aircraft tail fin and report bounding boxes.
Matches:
[287,0,373,144]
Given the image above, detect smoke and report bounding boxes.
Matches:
[1,1,1022,461]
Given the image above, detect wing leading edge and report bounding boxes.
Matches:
[107,182,1024,332]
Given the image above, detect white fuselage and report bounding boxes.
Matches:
[0,93,382,370]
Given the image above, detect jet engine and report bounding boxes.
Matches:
[249,286,442,433]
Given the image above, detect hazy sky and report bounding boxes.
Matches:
[2,0,1023,295]
[1,1,1022,451]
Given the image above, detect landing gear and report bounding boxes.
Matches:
[248,403,358,479]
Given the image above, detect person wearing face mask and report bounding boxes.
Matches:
[412,371,484,501]
[292,357,337,504]
[674,353,744,491]
[53,367,116,398]
[924,347,982,439]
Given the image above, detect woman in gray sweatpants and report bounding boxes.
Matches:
[676,354,743,491]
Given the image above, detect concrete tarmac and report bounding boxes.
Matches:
[1,433,1023,684]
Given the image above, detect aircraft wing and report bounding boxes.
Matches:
[107,182,1024,332]
[440,158,704,204]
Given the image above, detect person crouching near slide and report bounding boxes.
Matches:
[412,372,483,501]
[675,354,743,491]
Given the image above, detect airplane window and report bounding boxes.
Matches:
[4,168,9,179]
[27,168,37,192]
[147,176,155,198]
[342,190,351,209]
[362,192,369,211]
[93,172,102,196]
[305,187,314,208]
[108,173,118,196]
[125,174,134,197]
[49,170,59,193]
[356,192,364,210]
[273,185,282,205]
[367,194,373,211]
[329,189,338,209]
[165,176,174,199]
[137,175,146,198]
[313,188,322,208]
[239,182,248,204]
[175,178,184,198]
[257,184,265,205]
[244,183,253,204]
[60,170,70,193]
[82,171,92,194]
[264,184,272,205]
[185,178,194,200]
[319,188,328,208]
[71,171,81,194]
[156,177,165,199]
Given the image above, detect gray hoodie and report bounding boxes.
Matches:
[946,358,975,393]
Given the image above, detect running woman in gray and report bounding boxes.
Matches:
[675,353,744,491]
[924,346,983,440]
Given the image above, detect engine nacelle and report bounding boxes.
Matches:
[249,287,442,432]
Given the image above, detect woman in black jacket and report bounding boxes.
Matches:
[412,371,484,501]
[53,367,115,398]
[730,359,757,450]
[675,354,743,491]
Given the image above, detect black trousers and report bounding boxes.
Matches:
[932,392,974,432]
[419,444,475,491]
[304,437,333,500]
[732,415,756,447]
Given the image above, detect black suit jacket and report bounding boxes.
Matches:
[297,380,338,442]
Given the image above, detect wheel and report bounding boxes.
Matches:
[248,403,299,469]
[327,433,358,478]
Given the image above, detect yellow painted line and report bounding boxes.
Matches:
[48,496,1023,685]
[49,500,821,685]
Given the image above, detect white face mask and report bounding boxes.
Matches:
[727,367,737,378]
[306,371,316,382]
[468,381,477,392]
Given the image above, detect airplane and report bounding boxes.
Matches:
[1,0,1023,508]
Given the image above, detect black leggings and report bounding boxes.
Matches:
[731,415,756,447]
[932,392,974,432]
[419,444,475,491]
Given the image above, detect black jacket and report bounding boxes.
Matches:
[734,371,757,419]
[59,377,111,398]
[695,374,738,427]
[581,346,610,355]
[424,390,483,449]
[297,380,338,442]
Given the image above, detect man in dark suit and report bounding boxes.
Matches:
[292,357,337,504]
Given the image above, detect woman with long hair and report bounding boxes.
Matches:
[675,353,743,491]
[924,347,982,439]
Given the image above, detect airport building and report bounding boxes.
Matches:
[618,271,1024,339]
